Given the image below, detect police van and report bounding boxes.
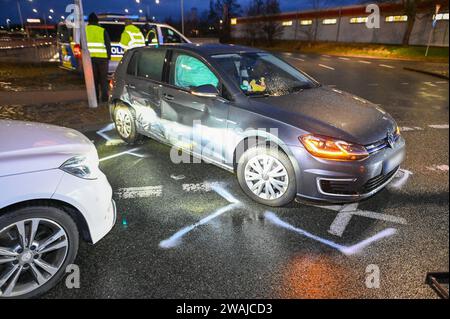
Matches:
[57,14,190,74]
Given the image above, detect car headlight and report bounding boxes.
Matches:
[60,155,99,179]
[300,134,369,161]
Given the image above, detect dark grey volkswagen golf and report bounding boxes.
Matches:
[109,43,405,206]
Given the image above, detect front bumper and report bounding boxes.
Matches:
[52,170,116,244]
[290,136,406,203]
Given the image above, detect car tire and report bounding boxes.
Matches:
[237,145,297,207]
[113,103,143,145]
[0,206,79,299]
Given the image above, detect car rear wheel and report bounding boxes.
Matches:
[0,206,79,298]
[237,145,296,207]
[114,104,143,145]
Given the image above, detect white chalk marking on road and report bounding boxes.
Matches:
[401,82,409,85]
[318,64,335,70]
[388,169,413,190]
[379,64,395,69]
[115,186,163,199]
[182,182,219,193]
[96,123,115,141]
[428,124,449,129]
[287,57,305,62]
[358,60,372,64]
[324,201,407,237]
[170,174,186,180]
[327,84,337,88]
[105,139,126,146]
[322,54,331,58]
[426,164,449,172]
[399,126,423,132]
[99,147,143,162]
[159,185,240,249]
[264,212,397,256]
[339,57,350,61]
[435,81,448,84]
[424,81,437,87]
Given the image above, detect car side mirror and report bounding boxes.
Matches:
[191,85,219,98]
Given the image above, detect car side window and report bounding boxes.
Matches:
[161,27,185,44]
[169,53,219,90]
[127,52,139,76]
[137,49,166,81]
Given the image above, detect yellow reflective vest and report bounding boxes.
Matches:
[120,25,145,51]
[86,24,108,59]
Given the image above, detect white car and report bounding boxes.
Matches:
[0,120,116,298]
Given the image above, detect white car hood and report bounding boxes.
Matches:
[0,120,95,177]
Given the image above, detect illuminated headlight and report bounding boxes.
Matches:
[60,154,99,179]
[300,134,369,161]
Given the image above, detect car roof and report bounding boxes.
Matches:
[157,43,265,56]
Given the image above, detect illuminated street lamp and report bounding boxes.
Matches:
[124,8,129,13]
[49,9,54,13]
[32,8,38,13]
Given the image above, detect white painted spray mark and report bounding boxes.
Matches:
[388,169,413,190]
[359,60,372,64]
[379,64,395,69]
[424,81,437,87]
[264,212,397,256]
[99,147,143,162]
[115,186,163,199]
[436,81,448,84]
[401,82,409,85]
[328,84,337,88]
[339,57,350,61]
[105,139,126,146]
[159,185,240,249]
[322,54,331,58]
[428,124,449,129]
[170,174,186,180]
[318,64,335,70]
[400,126,423,132]
[426,164,449,172]
[96,123,115,141]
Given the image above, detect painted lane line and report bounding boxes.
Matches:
[358,60,372,64]
[115,186,163,199]
[426,164,449,172]
[159,185,241,249]
[428,124,449,129]
[318,64,335,70]
[379,64,395,69]
[264,212,397,256]
[99,147,142,162]
[287,57,305,62]
[339,57,350,61]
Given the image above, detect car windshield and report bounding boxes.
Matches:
[211,52,317,97]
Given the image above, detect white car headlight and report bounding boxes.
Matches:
[60,155,99,180]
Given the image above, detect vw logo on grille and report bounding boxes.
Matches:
[387,131,395,148]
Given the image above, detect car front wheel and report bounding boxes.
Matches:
[0,206,79,298]
[237,145,297,207]
[113,103,142,145]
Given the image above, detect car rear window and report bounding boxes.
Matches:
[137,49,167,81]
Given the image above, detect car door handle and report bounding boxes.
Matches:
[163,94,175,101]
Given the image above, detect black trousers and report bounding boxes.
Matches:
[91,58,109,102]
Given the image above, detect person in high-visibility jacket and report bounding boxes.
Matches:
[86,12,111,103]
[120,20,145,51]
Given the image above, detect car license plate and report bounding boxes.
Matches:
[383,149,405,173]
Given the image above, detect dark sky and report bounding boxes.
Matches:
[1,0,360,26]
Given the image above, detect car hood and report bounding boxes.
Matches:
[0,120,95,177]
[250,86,396,145]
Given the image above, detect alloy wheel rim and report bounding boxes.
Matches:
[0,218,68,297]
[115,109,132,138]
[244,154,289,200]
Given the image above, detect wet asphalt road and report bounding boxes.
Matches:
[46,52,448,299]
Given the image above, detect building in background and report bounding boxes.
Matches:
[231,2,449,47]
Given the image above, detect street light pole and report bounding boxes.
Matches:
[180,0,184,34]
[75,0,98,108]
